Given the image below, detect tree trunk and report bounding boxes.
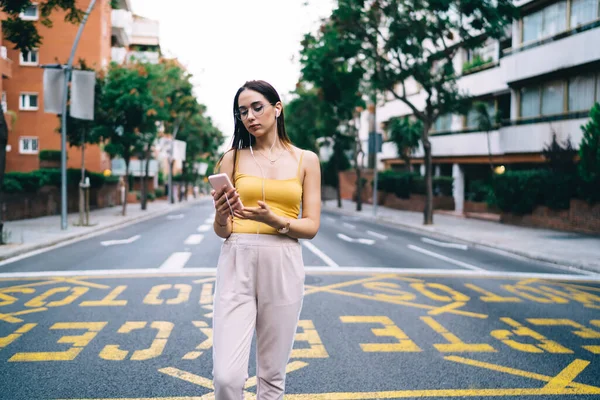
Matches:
[141,146,151,211]
[122,158,130,216]
[0,112,8,244]
[169,159,174,204]
[486,130,494,171]
[79,133,86,226]
[422,122,433,225]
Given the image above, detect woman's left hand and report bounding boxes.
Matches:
[234,201,279,226]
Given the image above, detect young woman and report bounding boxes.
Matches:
[210,80,321,400]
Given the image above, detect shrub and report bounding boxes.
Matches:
[155,188,165,198]
[2,177,24,193]
[577,103,600,204]
[38,150,62,162]
[492,170,577,214]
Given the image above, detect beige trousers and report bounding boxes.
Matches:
[212,233,305,400]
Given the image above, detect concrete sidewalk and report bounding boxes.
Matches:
[0,196,212,262]
[323,199,600,274]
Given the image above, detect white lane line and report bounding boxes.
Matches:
[197,224,211,232]
[367,230,388,240]
[343,222,356,229]
[100,235,141,246]
[302,241,339,267]
[159,252,192,270]
[184,234,204,245]
[1,267,597,281]
[204,218,214,224]
[167,214,185,220]
[408,245,484,271]
[325,216,336,223]
[337,233,375,245]
[421,237,468,250]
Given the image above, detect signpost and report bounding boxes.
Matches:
[42,0,98,230]
[368,131,382,217]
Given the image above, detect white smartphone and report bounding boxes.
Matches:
[208,173,244,210]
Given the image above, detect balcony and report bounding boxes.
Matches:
[111,9,133,47]
[410,130,502,159]
[0,46,12,78]
[501,25,600,84]
[458,65,508,97]
[128,51,160,64]
[111,47,128,64]
[498,117,586,154]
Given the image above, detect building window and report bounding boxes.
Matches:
[571,0,600,28]
[569,74,596,111]
[520,87,541,118]
[433,114,452,132]
[522,1,567,43]
[20,49,39,66]
[541,80,565,116]
[19,137,39,154]
[20,4,39,20]
[20,93,39,111]
[466,100,496,129]
[520,74,598,118]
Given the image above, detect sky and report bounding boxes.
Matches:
[130,0,336,148]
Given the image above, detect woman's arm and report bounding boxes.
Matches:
[212,150,236,239]
[271,151,321,240]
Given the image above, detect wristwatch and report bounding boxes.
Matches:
[277,219,291,234]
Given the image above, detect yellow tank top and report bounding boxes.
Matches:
[232,150,304,235]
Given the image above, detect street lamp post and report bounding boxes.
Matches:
[58,0,98,230]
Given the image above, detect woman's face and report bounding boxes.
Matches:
[237,89,281,138]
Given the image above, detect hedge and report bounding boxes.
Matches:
[39,150,62,162]
[1,169,116,194]
[374,171,454,198]
[492,170,578,214]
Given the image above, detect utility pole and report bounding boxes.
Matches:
[168,116,184,204]
[59,0,98,230]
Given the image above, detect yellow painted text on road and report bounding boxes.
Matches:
[10,322,106,362]
[340,316,421,352]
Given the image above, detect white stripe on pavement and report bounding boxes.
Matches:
[408,245,484,271]
[343,222,356,229]
[367,230,388,240]
[302,241,339,267]
[204,218,214,224]
[184,234,204,245]
[325,216,336,222]
[0,267,597,281]
[421,237,468,250]
[159,252,192,270]
[197,224,211,232]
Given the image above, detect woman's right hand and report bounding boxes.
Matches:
[211,185,240,224]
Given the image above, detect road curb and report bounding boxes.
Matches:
[0,199,210,263]
[323,205,600,275]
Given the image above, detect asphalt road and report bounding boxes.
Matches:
[0,200,599,400]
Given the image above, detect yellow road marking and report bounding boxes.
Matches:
[0,307,47,323]
[303,274,398,295]
[51,277,110,289]
[420,316,496,353]
[446,356,600,393]
[322,287,487,319]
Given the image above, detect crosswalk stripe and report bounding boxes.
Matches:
[197,224,211,232]
[184,234,204,245]
[159,252,192,270]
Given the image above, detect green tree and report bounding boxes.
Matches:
[388,116,422,172]
[299,12,366,209]
[335,0,517,224]
[285,86,322,153]
[1,0,119,52]
[473,101,497,171]
[578,103,600,204]
[93,62,162,216]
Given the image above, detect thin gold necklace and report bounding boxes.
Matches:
[259,148,286,164]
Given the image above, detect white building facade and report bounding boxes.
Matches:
[361,0,600,213]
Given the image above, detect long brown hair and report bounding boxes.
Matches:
[215,80,293,181]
